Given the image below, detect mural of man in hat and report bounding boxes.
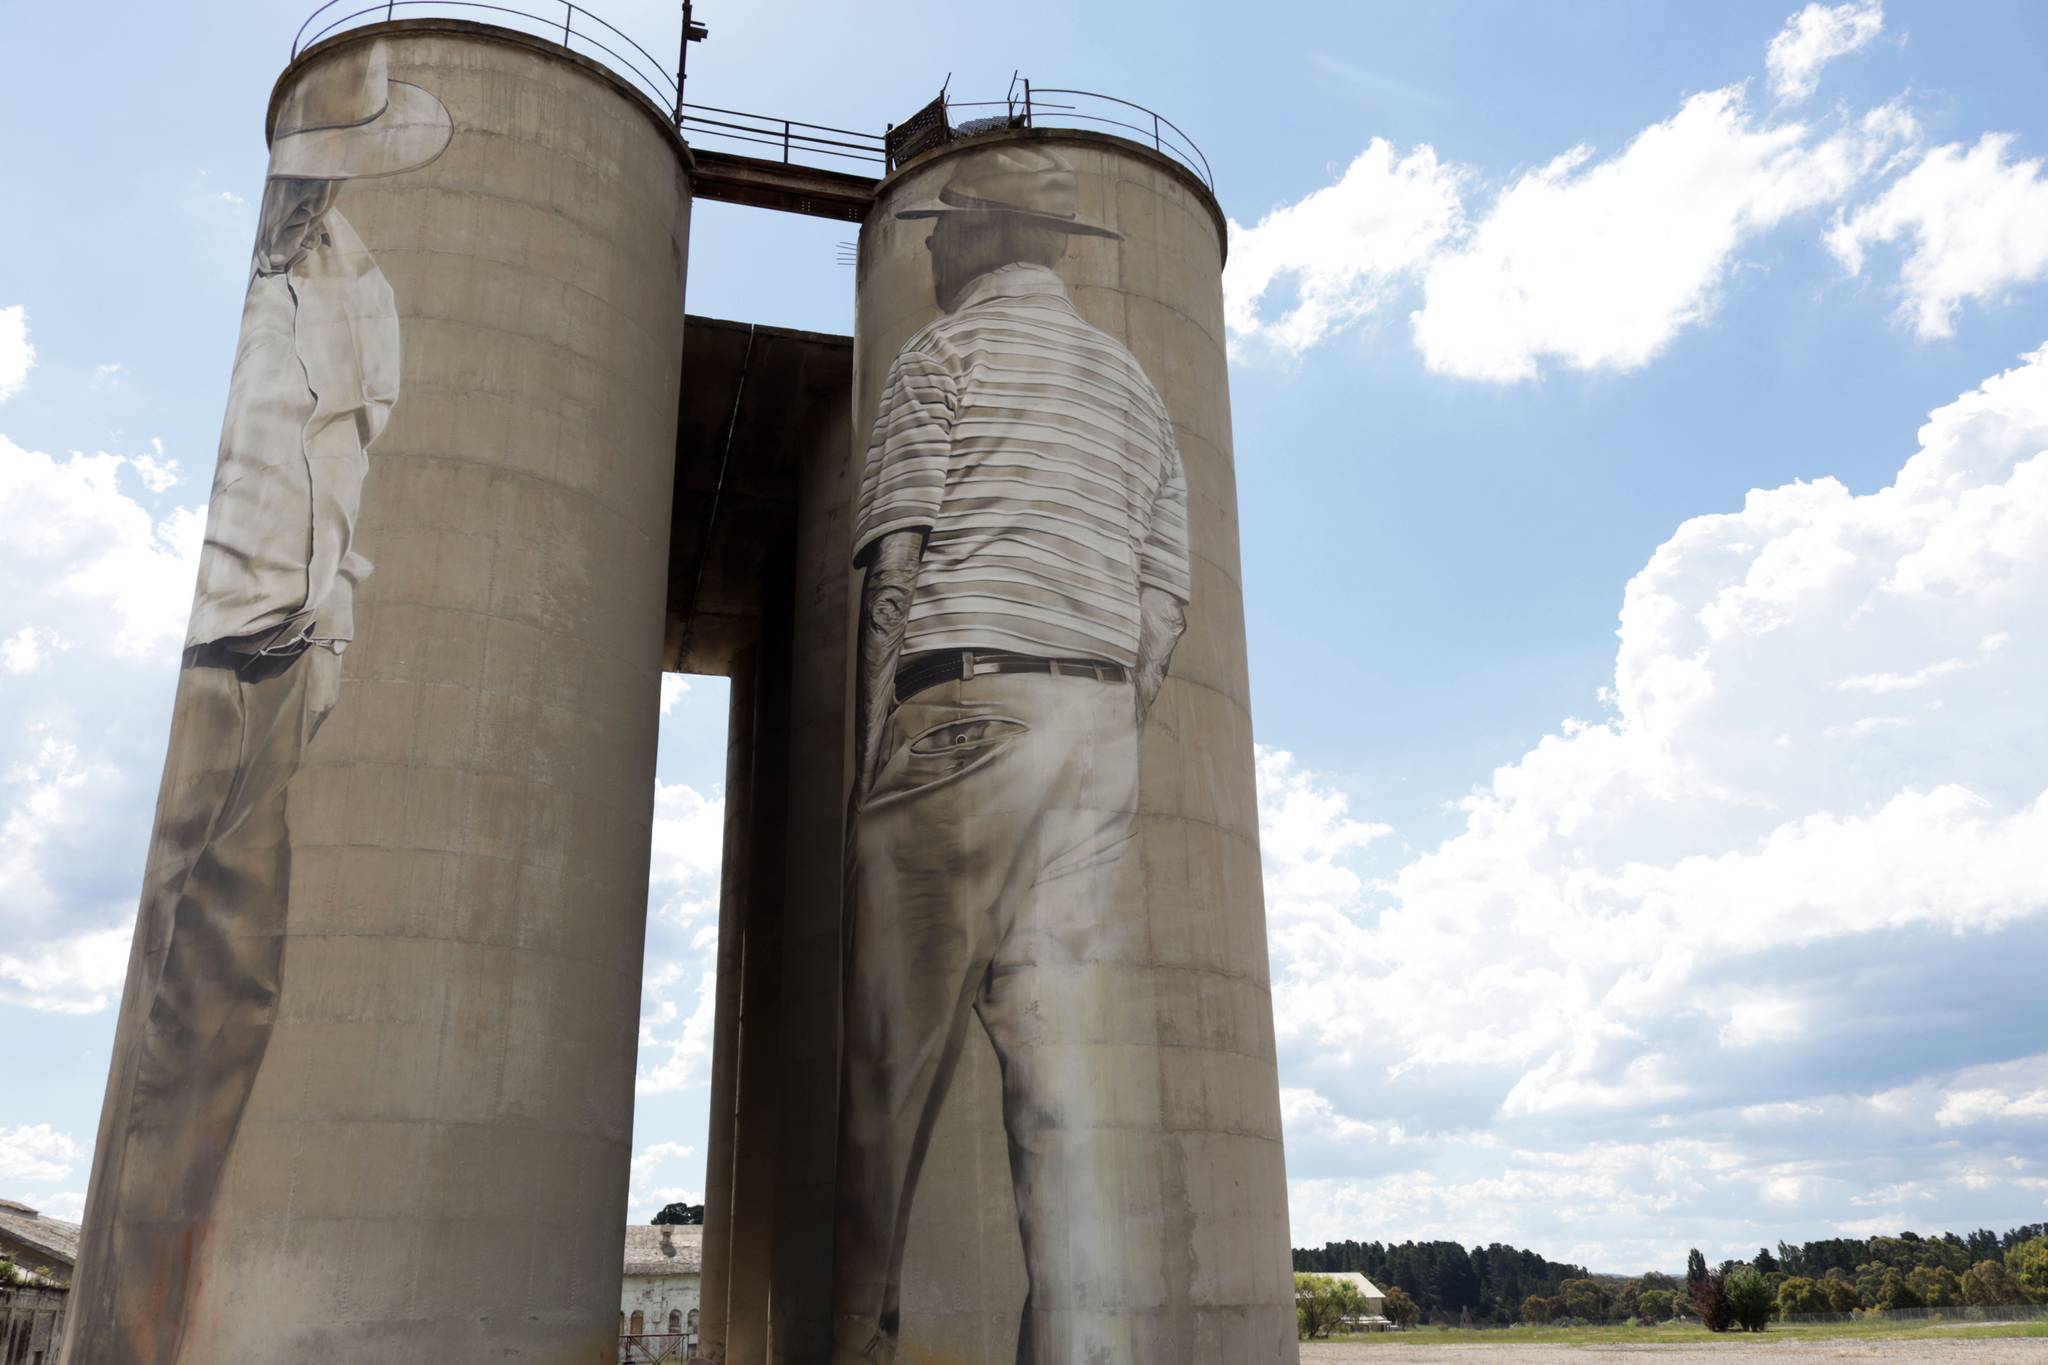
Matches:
[834,145,1192,1363]
[61,39,449,1365]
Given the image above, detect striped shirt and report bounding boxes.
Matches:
[853,263,1191,669]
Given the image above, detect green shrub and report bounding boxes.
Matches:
[1725,1268,1773,1332]
[1294,1273,1366,1340]
[2009,1237,2048,1302]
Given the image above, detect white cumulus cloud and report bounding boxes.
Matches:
[0,1124,83,1183]
[648,779,724,924]
[659,673,691,714]
[0,924,132,1015]
[0,437,205,658]
[1264,342,2048,1116]
[1280,1086,1406,1145]
[636,961,717,1094]
[1412,95,1914,381]
[1828,133,2048,339]
[630,1139,699,1179]
[1766,0,1885,103]
[2,625,66,675]
[626,1138,704,1221]
[0,306,32,403]
[0,381,205,1014]
[1225,5,1922,377]
[1224,140,1464,353]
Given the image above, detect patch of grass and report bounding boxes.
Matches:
[1319,1318,2048,1346]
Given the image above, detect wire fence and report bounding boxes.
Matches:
[1778,1304,2048,1325]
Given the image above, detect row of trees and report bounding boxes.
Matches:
[1535,1234,2048,1333]
[1293,1239,1590,1325]
[1768,1224,2047,1279]
[1294,1225,2048,1329]
[1521,1273,1688,1326]
[1698,1231,2048,1327]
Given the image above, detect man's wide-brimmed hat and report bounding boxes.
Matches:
[268,39,452,181]
[895,146,1121,239]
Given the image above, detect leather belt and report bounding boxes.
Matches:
[895,650,1128,704]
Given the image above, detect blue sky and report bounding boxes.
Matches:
[3,0,2046,1274]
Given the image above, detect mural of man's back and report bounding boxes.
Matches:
[833,145,1192,1365]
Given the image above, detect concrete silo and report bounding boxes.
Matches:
[62,21,689,1362]
[836,128,1297,1364]
[60,12,1299,1359]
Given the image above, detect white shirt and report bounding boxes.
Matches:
[853,263,1191,668]
[187,209,396,653]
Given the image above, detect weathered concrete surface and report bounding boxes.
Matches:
[69,24,689,1362]
[675,321,855,1363]
[695,652,756,1364]
[767,363,856,1363]
[850,129,1297,1364]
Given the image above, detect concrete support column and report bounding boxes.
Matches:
[62,23,689,1363]
[768,391,856,1363]
[695,650,757,1364]
[724,557,794,1363]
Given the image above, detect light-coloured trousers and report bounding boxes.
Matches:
[833,669,1167,1364]
[63,646,337,1365]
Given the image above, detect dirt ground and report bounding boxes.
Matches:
[1299,1338,2048,1363]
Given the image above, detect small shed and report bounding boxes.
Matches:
[1325,1272,1394,1331]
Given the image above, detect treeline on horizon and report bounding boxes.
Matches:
[1292,1241,1589,1325]
[1293,1223,2048,1326]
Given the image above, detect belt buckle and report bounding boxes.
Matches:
[961,650,976,681]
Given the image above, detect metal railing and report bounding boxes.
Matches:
[677,102,886,169]
[619,1330,694,1363]
[287,6,1214,191]
[295,0,680,117]
[949,76,1214,191]
[291,1,887,170]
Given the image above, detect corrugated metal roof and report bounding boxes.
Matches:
[1323,1271,1386,1299]
[0,1200,80,1273]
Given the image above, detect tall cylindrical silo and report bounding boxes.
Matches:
[839,129,1297,1363]
[61,22,689,1363]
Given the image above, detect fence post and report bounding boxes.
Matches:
[562,2,572,45]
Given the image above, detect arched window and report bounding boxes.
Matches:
[629,1309,644,1335]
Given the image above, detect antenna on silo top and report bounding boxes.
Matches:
[676,1,710,122]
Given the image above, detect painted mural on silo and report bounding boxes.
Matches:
[61,39,449,1365]
[837,143,1191,1365]
[838,134,1292,1364]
